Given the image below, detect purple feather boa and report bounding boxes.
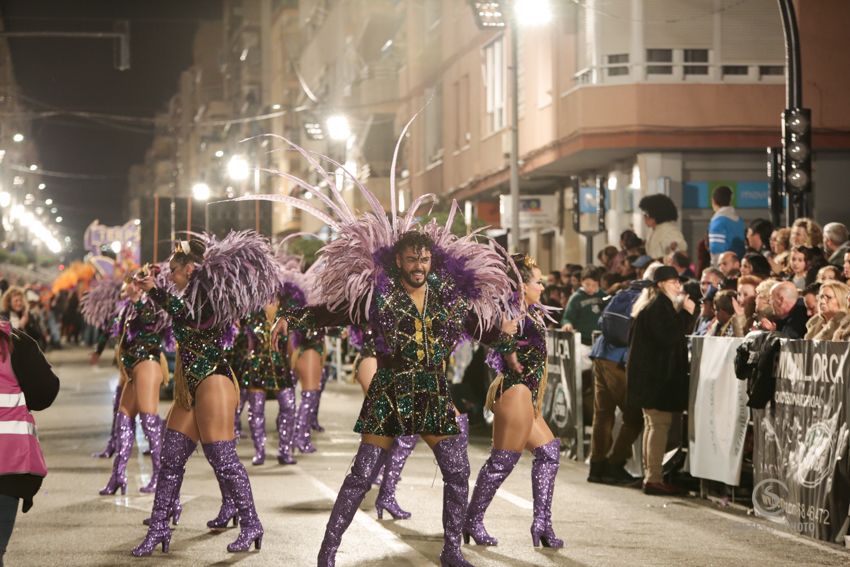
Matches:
[81,278,123,329]
[180,230,279,328]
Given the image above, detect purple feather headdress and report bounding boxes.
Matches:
[81,278,123,329]
[180,230,279,328]
[227,112,520,330]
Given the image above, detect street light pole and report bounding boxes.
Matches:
[508,18,521,253]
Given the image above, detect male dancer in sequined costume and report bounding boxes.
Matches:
[277,231,520,567]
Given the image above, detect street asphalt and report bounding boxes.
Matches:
[4,346,849,566]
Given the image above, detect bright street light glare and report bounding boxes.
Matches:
[12,133,24,143]
[515,0,552,26]
[0,191,9,208]
[326,115,352,141]
[38,183,46,190]
[192,182,211,201]
[227,155,250,181]
[214,150,224,158]
[29,164,38,171]
[45,198,53,205]
[55,216,63,223]
[110,240,122,254]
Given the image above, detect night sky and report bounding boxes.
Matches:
[0,0,222,257]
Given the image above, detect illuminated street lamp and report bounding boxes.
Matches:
[192,182,211,201]
[29,164,38,171]
[326,115,352,142]
[38,183,46,190]
[12,133,24,143]
[227,155,250,181]
[55,216,63,223]
[469,0,552,253]
[193,182,213,232]
[0,191,10,208]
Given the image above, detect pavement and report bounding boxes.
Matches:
[5,346,850,567]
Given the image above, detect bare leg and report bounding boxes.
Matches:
[355,356,377,396]
[463,385,533,546]
[195,375,263,552]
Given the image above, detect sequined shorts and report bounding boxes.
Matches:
[354,367,459,437]
[494,373,540,406]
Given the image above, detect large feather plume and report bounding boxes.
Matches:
[81,277,123,329]
[226,112,519,329]
[181,230,279,328]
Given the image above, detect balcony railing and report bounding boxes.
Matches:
[572,62,785,87]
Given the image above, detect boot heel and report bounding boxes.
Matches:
[120,482,127,496]
[233,515,239,527]
[161,539,170,553]
[463,532,470,544]
[531,532,541,547]
[254,536,262,550]
[376,505,384,520]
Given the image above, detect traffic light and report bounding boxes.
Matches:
[781,107,811,194]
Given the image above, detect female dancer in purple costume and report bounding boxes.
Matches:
[92,272,169,495]
[131,233,278,555]
[464,254,564,549]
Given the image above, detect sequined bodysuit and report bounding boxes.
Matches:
[285,271,514,436]
[149,286,236,409]
[237,309,291,391]
[119,299,165,373]
[490,307,547,406]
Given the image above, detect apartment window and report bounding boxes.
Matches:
[607,53,629,77]
[646,49,673,75]
[722,65,749,76]
[424,84,444,166]
[684,49,709,76]
[454,74,470,150]
[484,37,507,134]
[759,65,784,77]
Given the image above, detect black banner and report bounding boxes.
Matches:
[542,330,585,460]
[752,339,850,542]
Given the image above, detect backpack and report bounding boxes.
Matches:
[599,284,646,347]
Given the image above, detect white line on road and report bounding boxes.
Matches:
[290,463,433,563]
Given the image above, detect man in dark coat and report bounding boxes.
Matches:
[765,281,808,339]
[626,266,695,496]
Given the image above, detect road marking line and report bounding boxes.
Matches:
[290,464,432,560]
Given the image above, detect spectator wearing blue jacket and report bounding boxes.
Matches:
[708,185,746,265]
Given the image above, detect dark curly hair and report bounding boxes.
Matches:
[393,231,434,256]
[638,194,679,223]
[171,239,206,265]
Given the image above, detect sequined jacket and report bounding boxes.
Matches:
[284,271,515,376]
[148,287,230,384]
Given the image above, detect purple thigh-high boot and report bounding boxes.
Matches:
[375,435,417,520]
[294,390,319,453]
[433,434,474,567]
[311,368,329,432]
[202,440,264,552]
[464,448,521,545]
[206,468,238,529]
[276,387,297,465]
[132,429,197,556]
[530,439,564,548]
[235,387,248,439]
[139,413,164,493]
[99,411,134,495]
[318,443,387,567]
[93,383,123,458]
[247,391,266,465]
[456,413,469,444]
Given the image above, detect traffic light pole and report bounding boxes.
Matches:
[777,0,810,221]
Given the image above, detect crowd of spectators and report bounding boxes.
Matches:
[0,277,88,352]
[539,185,850,345]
